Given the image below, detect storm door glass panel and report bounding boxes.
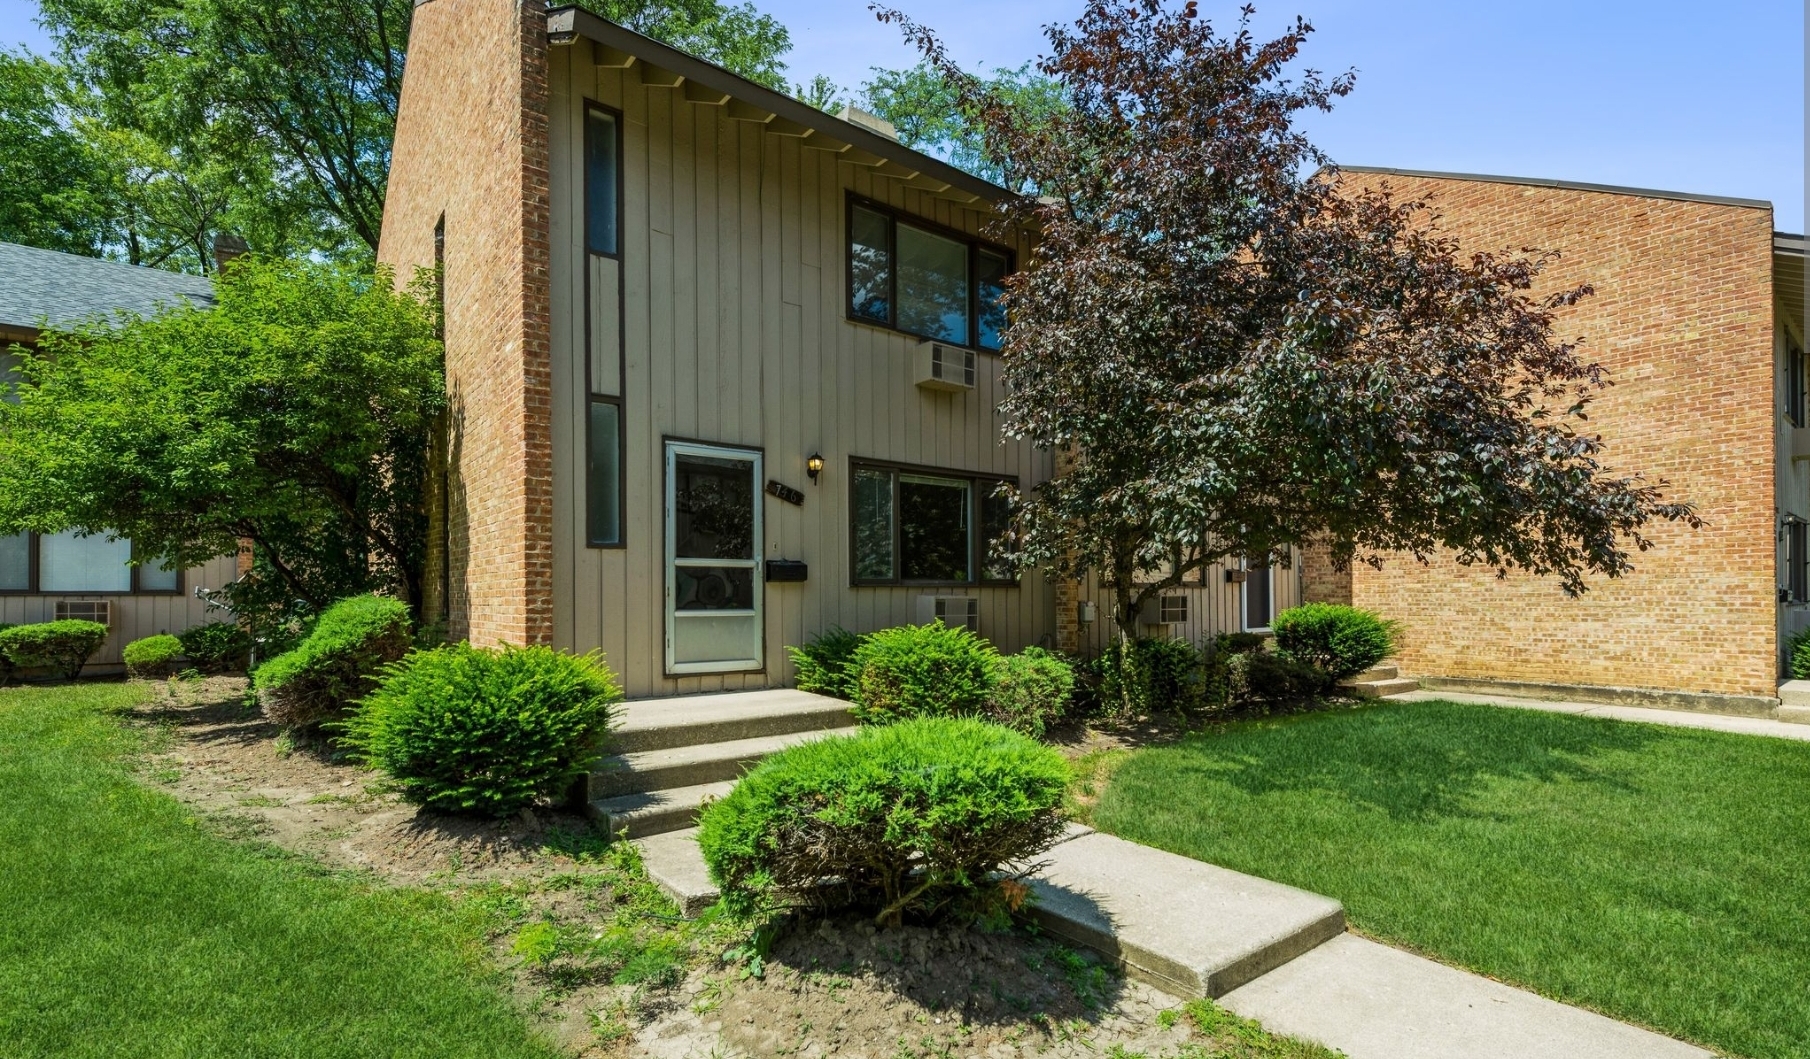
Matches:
[977,249,1008,351]
[39,530,131,593]
[137,557,179,593]
[898,474,970,582]
[848,206,892,324]
[1243,557,1273,631]
[895,223,969,343]
[852,467,895,581]
[586,108,619,255]
[0,532,27,590]
[666,443,763,673]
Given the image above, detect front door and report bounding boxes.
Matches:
[665,441,763,675]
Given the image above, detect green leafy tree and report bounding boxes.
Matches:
[860,60,1064,190]
[0,257,444,633]
[585,0,793,90]
[877,0,1700,639]
[0,51,114,255]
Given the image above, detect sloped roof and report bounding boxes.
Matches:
[0,241,214,340]
[1339,166,1772,211]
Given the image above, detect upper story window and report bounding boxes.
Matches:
[851,460,1017,586]
[847,196,1012,351]
[0,530,178,594]
[586,106,620,257]
[1789,335,1806,428]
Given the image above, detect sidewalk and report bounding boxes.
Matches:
[1395,688,1810,741]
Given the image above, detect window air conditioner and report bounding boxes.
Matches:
[916,594,980,634]
[916,341,976,392]
[1137,594,1188,626]
[55,600,112,626]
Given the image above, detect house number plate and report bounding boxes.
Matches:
[765,480,805,506]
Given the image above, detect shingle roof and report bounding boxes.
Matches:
[0,241,214,336]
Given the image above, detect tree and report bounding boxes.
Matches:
[0,258,444,635]
[877,1,1700,639]
[0,51,115,255]
[859,61,1064,190]
[588,0,792,91]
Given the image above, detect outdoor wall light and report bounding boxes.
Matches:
[806,452,825,483]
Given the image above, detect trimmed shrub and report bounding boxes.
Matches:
[1096,636,1207,717]
[696,717,1070,926]
[339,644,622,817]
[253,594,412,728]
[787,625,867,700]
[986,647,1075,737]
[850,621,997,725]
[1790,627,1810,680]
[123,634,184,679]
[1227,650,1326,709]
[0,620,110,681]
[1271,603,1399,682]
[1215,631,1269,656]
[0,623,13,684]
[179,622,255,674]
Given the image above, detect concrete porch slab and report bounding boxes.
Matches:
[1026,831,1345,998]
[1220,932,1711,1059]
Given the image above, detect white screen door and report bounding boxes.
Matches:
[665,441,763,674]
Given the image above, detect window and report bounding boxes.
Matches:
[850,461,1016,585]
[0,531,179,594]
[588,398,623,546]
[1788,519,1809,604]
[1243,556,1273,631]
[586,106,621,257]
[1789,336,1807,428]
[846,197,1012,351]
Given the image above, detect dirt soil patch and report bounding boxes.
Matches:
[129,677,1318,1059]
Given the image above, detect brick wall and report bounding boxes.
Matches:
[378,0,554,647]
[1299,543,1352,607]
[1335,174,1778,699]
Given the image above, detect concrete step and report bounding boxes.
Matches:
[1778,704,1810,725]
[590,728,844,798]
[1028,830,1346,998]
[1347,677,1419,700]
[612,689,855,754]
[1777,679,1810,709]
[1343,663,1398,682]
[634,827,720,917]
[589,780,735,839]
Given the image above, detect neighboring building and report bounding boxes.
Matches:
[1305,169,1805,715]
[0,240,241,669]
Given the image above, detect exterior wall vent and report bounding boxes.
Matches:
[916,341,976,392]
[916,594,980,634]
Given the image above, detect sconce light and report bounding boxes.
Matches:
[806,452,825,484]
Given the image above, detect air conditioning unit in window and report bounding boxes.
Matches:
[916,341,975,393]
[916,594,980,634]
[55,600,111,627]
[1137,594,1188,627]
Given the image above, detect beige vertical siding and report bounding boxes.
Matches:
[1,554,243,670]
[1071,551,1304,656]
[548,48,1055,697]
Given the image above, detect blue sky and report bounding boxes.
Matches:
[3,0,1802,230]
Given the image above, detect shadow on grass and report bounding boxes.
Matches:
[1157,700,1668,823]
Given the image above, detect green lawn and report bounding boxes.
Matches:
[0,682,561,1059]
[1087,699,1810,1059]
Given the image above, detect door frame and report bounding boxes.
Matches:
[663,439,765,676]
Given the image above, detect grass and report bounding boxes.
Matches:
[0,681,562,1059]
[1086,698,1810,1059]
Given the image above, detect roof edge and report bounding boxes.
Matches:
[1776,232,1806,256]
[545,6,1011,205]
[1339,165,1773,211]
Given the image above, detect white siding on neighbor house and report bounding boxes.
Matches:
[1,554,243,670]
[547,48,1054,697]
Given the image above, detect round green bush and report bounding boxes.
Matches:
[986,647,1075,737]
[696,717,1070,925]
[1095,636,1206,717]
[338,643,623,817]
[850,621,998,724]
[123,634,183,679]
[179,622,254,674]
[0,620,111,681]
[253,594,412,728]
[1270,603,1399,682]
[786,625,868,700]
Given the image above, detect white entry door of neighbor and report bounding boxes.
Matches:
[664,441,764,675]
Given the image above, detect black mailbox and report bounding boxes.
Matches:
[766,560,808,583]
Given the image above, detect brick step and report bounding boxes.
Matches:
[612,689,855,754]
[589,728,845,798]
[590,780,736,839]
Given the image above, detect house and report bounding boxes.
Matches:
[1303,169,1805,716]
[0,240,242,669]
[379,1,1300,697]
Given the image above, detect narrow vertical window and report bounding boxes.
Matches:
[432,213,445,341]
[588,399,622,545]
[0,532,28,591]
[976,249,1009,351]
[1791,519,1808,603]
[586,108,620,256]
[848,206,892,324]
[852,467,895,580]
[1789,336,1806,428]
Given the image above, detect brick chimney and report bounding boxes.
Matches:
[211,232,248,273]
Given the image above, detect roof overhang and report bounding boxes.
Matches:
[545,6,1012,209]
[1339,165,1773,212]
[0,323,37,347]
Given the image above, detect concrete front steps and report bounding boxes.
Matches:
[1339,663,1419,699]
[583,689,856,839]
[1776,679,1810,724]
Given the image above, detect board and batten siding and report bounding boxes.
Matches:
[547,47,1055,697]
[1070,552,1304,657]
[1,554,242,670]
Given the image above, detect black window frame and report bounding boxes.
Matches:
[584,100,628,548]
[1789,334,1807,428]
[844,193,1015,352]
[0,531,183,596]
[848,458,1019,588]
[1787,518,1809,604]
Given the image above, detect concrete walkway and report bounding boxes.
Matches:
[1396,688,1810,741]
